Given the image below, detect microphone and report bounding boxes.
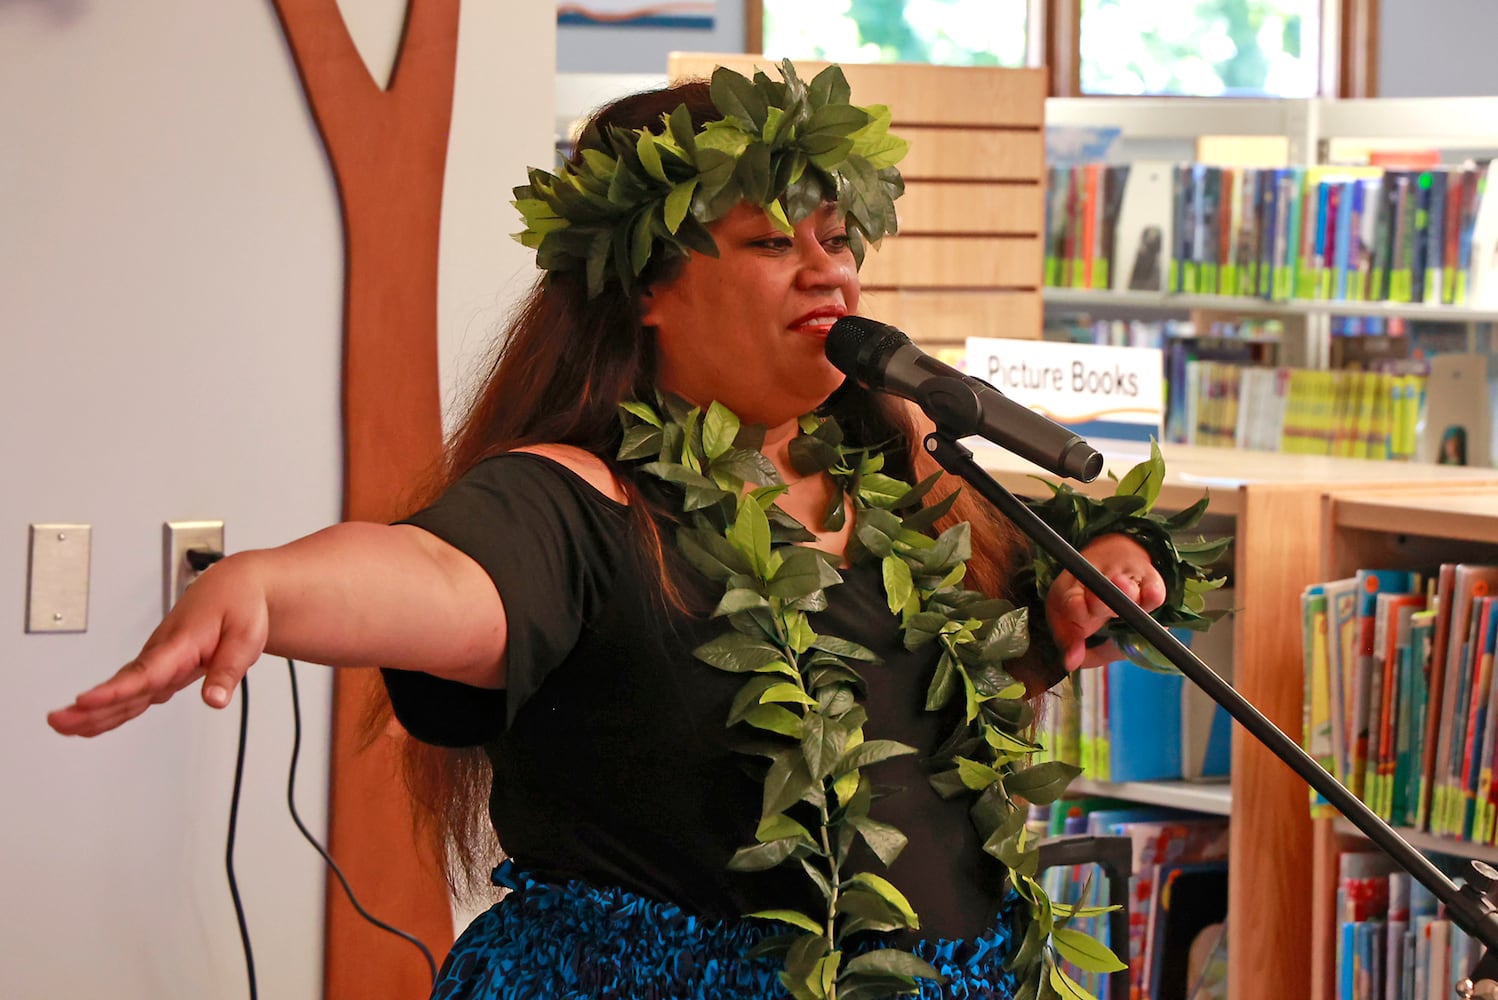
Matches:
[826,316,1103,483]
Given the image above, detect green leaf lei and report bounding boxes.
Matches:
[1018,441,1232,673]
[514,60,907,297]
[617,396,1226,1000]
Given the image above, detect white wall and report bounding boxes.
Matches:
[0,2,552,998]
[1379,0,1498,97]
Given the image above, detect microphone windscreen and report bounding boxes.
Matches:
[825,316,910,380]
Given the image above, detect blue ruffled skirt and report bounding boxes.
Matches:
[429,860,1021,999]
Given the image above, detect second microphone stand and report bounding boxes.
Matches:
[918,422,1498,994]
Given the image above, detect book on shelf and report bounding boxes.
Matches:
[1374,593,1428,823]
[1303,585,1337,815]
[1465,162,1496,307]
[1043,158,1498,311]
[1391,602,1428,828]
[1182,588,1236,782]
[1044,164,1069,288]
[1386,866,1411,1000]
[1346,570,1421,806]
[1146,861,1228,1000]
[1418,563,1464,831]
[1304,563,1498,846]
[1036,669,1082,770]
[1111,160,1174,293]
[1098,164,1129,291]
[1110,813,1231,998]
[1432,564,1498,839]
[1426,919,1452,1000]
[1324,576,1362,789]
[1062,602,1235,786]
[1168,358,1425,462]
[1460,597,1498,842]
[1040,803,1150,996]
[1331,850,1480,1000]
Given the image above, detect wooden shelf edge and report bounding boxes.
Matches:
[1043,287,1498,323]
[1330,818,1498,867]
[1069,777,1233,816]
[1329,491,1498,544]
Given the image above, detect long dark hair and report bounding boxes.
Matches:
[380,79,1031,893]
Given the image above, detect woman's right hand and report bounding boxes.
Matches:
[47,521,511,739]
[47,553,270,737]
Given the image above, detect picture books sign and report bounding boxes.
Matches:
[966,337,1164,444]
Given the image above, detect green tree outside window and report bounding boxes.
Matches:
[1082,0,1315,96]
[762,0,1318,97]
[763,0,1028,67]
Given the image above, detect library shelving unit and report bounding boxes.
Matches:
[972,439,1498,999]
[1310,485,1498,1000]
[1042,94,1498,367]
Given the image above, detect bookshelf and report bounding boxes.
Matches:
[1042,94,1498,372]
[973,440,1498,999]
[1309,485,1498,1000]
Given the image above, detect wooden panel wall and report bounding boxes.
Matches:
[668,55,1048,352]
[270,3,458,998]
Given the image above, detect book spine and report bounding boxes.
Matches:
[1320,181,1342,300]
[1425,169,1448,306]
[1258,167,1280,299]
[1171,165,1190,293]
[1219,166,1237,295]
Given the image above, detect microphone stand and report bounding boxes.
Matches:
[916,416,1498,996]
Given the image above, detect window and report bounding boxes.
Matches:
[1080,0,1318,97]
[756,0,1355,97]
[761,0,1029,68]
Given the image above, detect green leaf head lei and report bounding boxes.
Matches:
[513,60,908,298]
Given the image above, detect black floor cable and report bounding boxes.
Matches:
[201,544,434,992]
[221,660,438,997]
[283,658,440,983]
[226,676,258,1000]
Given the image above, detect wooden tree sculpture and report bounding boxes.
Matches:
[267,2,458,996]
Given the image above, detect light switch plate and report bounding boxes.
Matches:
[26,524,91,633]
[164,520,224,613]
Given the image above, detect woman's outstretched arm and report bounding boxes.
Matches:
[47,521,507,737]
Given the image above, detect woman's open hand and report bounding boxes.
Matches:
[1045,533,1166,673]
[47,555,269,737]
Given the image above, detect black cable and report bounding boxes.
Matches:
[227,676,258,1000]
[283,658,439,983]
[206,545,434,989]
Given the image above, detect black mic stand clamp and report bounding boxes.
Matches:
[1458,862,1498,998]
[913,403,1498,993]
